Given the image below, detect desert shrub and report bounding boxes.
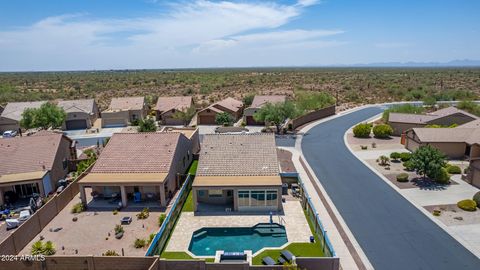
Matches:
[396,173,409,182]
[390,152,401,161]
[148,233,155,245]
[400,152,412,162]
[112,209,118,215]
[71,203,84,214]
[372,124,393,138]
[31,240,56,256]
[432,210,441,216]
[134,238,147,248]
[382,104,425,122]
[353,123,371,138]
[114,224,124,234]
[103,250,119,256]
[435,168,450,184]
[457,199,477,211]
[446,165,461,174]
[136,208,150,219]
[158,214,166,226]
[378,155,390,166]
[403,160,415,171]
[472,192,480,207]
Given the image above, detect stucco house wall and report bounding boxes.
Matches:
[389,122,425,136]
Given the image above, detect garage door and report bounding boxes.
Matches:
[66,119,87,130]
[199,115,216,125]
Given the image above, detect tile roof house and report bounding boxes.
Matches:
[0,101,46,133]
[78,132,193,207]
[154,96,194,125]
[58,99,100,130]
[197,97,243,125]
[243,95,286,125]
[0,132,76,205]
[192,133,282,212]
[101,97,148,128]
[388,106,478,135]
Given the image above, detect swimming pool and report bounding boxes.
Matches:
[188,223,288,256]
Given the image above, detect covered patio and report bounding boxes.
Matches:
[78,173,169,208]
[0,171,49,206]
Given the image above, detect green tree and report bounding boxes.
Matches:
[457,100,480,116]
[137,118,157,132]
[172,106,196,126]
[20,102,66,129]
[352,123,371,138]
[372,124,393,138]
[295,91,336,113]
[410,145,446,181]
[215,112,234,126]
[242,94,255,107]
[253,101,299,133]
[390,152,401,161]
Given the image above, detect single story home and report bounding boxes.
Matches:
[405,127,480,187]
[101,97,148,128]
[388,106,478,136]
[58,99,100,130]
[192,133,282,212]
[197,97,243,125]
[0,132,76,205]
[78,132,193,207]
[243,95,286,125]
[160,126,200,154]
[0,101,46,133]
[155,96,194,125]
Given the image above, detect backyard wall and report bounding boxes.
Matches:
[291,105,335,130]
[0,165,93,256]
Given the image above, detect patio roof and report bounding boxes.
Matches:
[0,171,47,185]
[78,173,168,185]
[192,175,282,187]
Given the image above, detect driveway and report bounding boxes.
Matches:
[301,107,480,270]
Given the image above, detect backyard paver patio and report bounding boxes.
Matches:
[165,200,311,256]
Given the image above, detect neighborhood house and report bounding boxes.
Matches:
[101,97,148,127]
[78,132,193,208]
[155,96,194,125]
[0,132,76,205]
[243,95,286,125]
[388,106,478,135]
[196,97,243,125]
[0,101,46,133]
[192,133,282,212]
[58,99,100,130]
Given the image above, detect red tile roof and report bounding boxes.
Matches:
[91,132,183,174]
[155,96,192,113]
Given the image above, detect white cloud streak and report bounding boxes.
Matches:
[0,0,343,71]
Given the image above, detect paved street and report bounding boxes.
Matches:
[301,107,480,270]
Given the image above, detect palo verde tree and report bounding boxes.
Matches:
[253,101,299,133]
[137,118,157,132]
[20,102,66,130]
[172,106,196,126]
[410,145,447,181]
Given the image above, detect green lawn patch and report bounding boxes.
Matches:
[161,251,214,262]
[252,210,325,265]
[181,190,193,212]
[188,160,198,175]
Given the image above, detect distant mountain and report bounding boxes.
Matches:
[347,59,480,67]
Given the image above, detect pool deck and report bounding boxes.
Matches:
[165,200,311,257]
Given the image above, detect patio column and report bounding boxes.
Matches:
[38,181,45,197]
[79,185,87,205]
[233,189,238,211]
[120,186,128,207]
[0,187,4,206]
[192,188,197,212]
[159,183,166,207]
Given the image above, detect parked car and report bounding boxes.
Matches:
[2,130,17,138]
[18,209,31,222]
[5,209,32,230]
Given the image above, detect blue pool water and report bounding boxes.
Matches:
[188,223,288,256]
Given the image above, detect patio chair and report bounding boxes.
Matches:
[281,250,294,261]
[121,216,132,225]
[262,256,276,265]
[134,192,141,203]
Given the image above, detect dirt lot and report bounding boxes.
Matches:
[277,148,297,173]
[347,133,403,151]
[19,196,163,256]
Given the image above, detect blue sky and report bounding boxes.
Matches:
[0,0,479,71]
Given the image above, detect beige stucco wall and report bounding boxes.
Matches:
[102,110,129,127]
[428,142,466,159]
[48,136,75,192]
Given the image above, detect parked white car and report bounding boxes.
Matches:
[5,209,31,230]
[2,130,17,138]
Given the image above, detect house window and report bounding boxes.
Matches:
[62,158,68,170]
[198,190,206,197]
[238,191,249,207]
[251,191,265,207]
[132,114,138,120]
[266,191,278,206]
[183,156,186,167]
[208,189,223,197]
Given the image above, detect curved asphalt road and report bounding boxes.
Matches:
[302,107,480,270]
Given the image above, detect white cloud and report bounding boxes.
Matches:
[0,0,342,70]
